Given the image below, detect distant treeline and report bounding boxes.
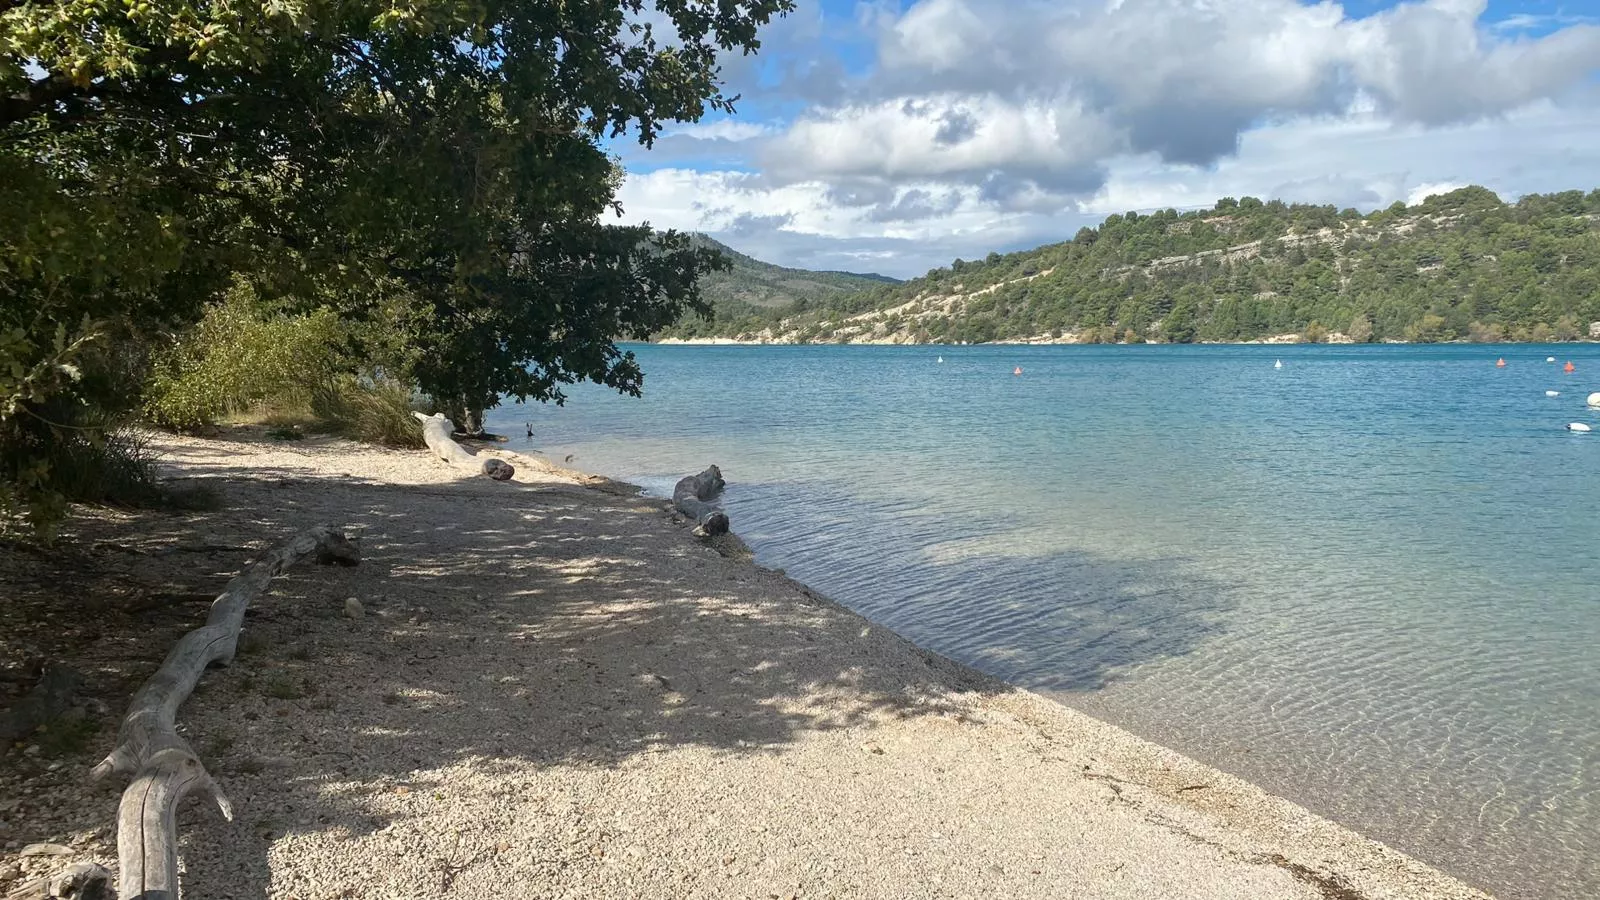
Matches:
[679,186,1600,344]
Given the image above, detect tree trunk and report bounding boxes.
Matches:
[89,526,359,900]
[673,465,729,537]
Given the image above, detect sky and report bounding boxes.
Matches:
[608,0,1600,278]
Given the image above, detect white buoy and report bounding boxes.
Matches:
[1547,390,1561,397]
[1589,392,1600,409]
[1567,422,1592,433]
[937,356,944,363]
[1274,359,1283,369]
[1548,356,1556,363]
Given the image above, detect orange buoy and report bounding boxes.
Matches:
[1564,361,1576,374]
[1496,358,1506,367]
[1013,366,1023,376]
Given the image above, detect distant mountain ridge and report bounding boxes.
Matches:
[672,186,1600,345]
[658,236,899,339]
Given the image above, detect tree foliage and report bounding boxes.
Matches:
[2,0,792,533]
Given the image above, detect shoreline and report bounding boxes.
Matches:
[0,429,1489,898]
[656,336,1599,346]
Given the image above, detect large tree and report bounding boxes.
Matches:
[2,0,789,528]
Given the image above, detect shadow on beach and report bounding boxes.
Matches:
[0,432,1237,898]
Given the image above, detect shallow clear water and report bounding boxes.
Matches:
[491,343,1600,899]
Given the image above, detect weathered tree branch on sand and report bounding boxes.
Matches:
[89,525,359,900]
[0,662,79,746]
[3,862,114,900]
[412,412,515,480]
[673,466,729,537]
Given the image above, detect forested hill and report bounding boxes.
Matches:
[662,236,899,339]
[679,186,1600,344]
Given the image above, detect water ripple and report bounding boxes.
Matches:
[496,342,1600,900]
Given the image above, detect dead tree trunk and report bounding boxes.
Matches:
[673,465,729,537]
[412,412,514,480]
[90,526,359,900]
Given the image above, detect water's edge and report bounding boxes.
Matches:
[558,460,1488,898]
[496,342,1600,899]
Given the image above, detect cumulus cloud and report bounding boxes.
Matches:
[764,92,1117,201]
[865,188,964,223]
[726,212,796,236]
[760,0,1600,203]
[1344,2,1600,124]
[1082,100,1600,216]
[614,0,1600,276]
[617,167,1005,243]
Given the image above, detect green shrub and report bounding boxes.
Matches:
[1406,313,1451,343]
[144,284,347,430]
[44,424,164,507]
[1467,321,1506,342]
[0,407,217,539]
[143,284,426,449]
[310,376,426,449]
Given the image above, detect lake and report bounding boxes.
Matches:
[492,342,1600,899]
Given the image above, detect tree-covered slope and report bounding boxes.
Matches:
[696,187,1600,344]
[659,236,899,338]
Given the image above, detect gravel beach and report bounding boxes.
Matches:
[0,429,1491,899]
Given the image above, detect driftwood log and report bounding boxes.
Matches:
[673,466,729,537]
[90,526,359,900]
[412,412,514,480]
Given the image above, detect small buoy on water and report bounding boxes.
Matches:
[1564,361,1576,374]
[1496,358,1506,368]
[1013,366,1023,376]
[1567,422,1592,433]
[1588,392,1600,409]
[1274,359,1282,369]
[1548,357,1556,363]
[1547,390,1561,397]
[937,356,944,363]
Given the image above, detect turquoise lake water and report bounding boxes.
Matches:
[492,343,1600,899]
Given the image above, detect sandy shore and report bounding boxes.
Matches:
[0,429,1489,899]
